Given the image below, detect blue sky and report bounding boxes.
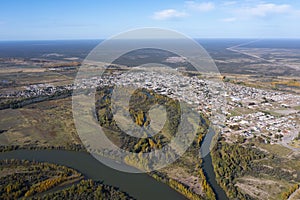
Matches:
[0,0,299,40]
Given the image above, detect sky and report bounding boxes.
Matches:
[0,0,300,40]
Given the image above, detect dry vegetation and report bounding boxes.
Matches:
[212,134,300,200]
[0,97,81,149]
[222,74,300,94]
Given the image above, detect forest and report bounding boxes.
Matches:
[32,180,134,200]
[96,86,216,200]
[95,87,182,164]
[0,143,85,153]
[0,159,81,199]
[211,137,266,199]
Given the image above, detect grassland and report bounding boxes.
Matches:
[0,97,82,150]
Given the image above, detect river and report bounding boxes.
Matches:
[0,149,186,200]
[201,127,229,200]
[0,130,227,200]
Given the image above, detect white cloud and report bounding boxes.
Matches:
[152,9,187,20]
[185,1,215,12]
[237,3,291,17]
[222,1,237,6]
[221,17,237,22]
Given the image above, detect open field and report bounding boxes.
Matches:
[222,73,300,94]
[236,176,293,200]
[0,97,81,148]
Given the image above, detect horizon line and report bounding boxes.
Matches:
[1,37,300,42]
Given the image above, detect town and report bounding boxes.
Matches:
[2,68,300,149]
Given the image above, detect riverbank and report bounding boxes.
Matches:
[0,149,187,200]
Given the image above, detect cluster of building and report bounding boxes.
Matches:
[224,83,300,145]
[75,70,226,122]
[224,111,298,143]
[2,69,300,147]
[0,83,73,98]
[76,70,299,146]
